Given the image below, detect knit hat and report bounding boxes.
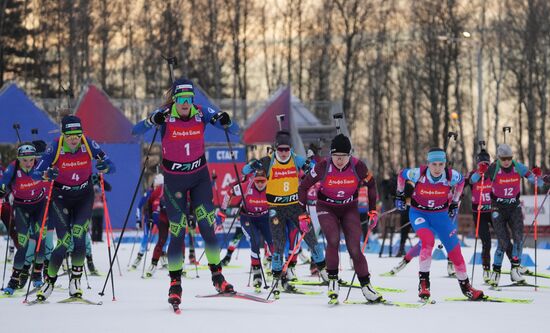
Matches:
[275,130,291,147]
[254,169,267,181]
[172,78,195,98]
[330,134,352,154]
[497,144,513,158]
[17,143,37,159]
[61,115,83,135]
[427,148,446,163]
[476,149,491,164]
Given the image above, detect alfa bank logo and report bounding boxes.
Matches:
[419,189,446,197]
[326,176,356,187]
[170,128,201,139]
[61,160,88,169]
[271,168,297,179]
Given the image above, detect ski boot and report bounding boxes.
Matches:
[209,264,234,293]
[482,265,491,284]
[489,265,501,287]
[270,272,282,299]
[146,259,158,278]
[418,272,431,300]
[310,262,319,277]
[168,271,182,306]
[3,269,22,295]
[510,258,525,283]
[390,258,410,275]
[327,272,339,304]
[447,260,456,277]
[86,255,99,276]
[252,265,262,292]
[286,262,298,281]
[316,260,329,282]
[36,274,57,301]
[69,266,83,298]
[18,265,30,289]
[220,252,233,267]
[459,278,485,300]
[519,265,531,275]
[131,252,144,270]
[359,275,382,302]
[31,264,44,288]
[281,272,298,293]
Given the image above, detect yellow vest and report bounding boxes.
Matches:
[266,156,299,206]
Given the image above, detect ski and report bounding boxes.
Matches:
[419,297,437,305]
[289,279,406,293]
[196,291,275,303]
[0,287,39,298]
[501,270,550,279]
[196,264,242,271]
[490,282,549,291]
[445,296,533,304]
[282,288,322,296]
[25,299,48,306]
[343,299,425,308]
[328,298,339,306]
[379,271,396,277]
[58,297,103,305]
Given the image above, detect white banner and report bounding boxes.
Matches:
[521,195,550,226]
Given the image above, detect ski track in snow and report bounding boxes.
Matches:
[0,237,548,333]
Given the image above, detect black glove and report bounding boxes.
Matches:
[395,192,406,211]
[96,160,110,174]
[544,174,550,185]
[210,111,231,127]
[148,111,166,126]
[248,159,262,170]
[91,174,100,185]
[0,184,7,198]
[32,140,47,154]
[44,167,59,180]
[448,202,459,219]
[136,218,142,230]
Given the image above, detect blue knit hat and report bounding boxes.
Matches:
[427,148,446,163]
[172,78,195,98]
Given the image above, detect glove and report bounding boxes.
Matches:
[298,213,311,233]
[217,210,227,223]
[544,174,550,184]
[531,167,542,177]
[136,218,142,230]
[0,184,7,198]
[146,218,154,228]
[44,167,59,180]
[448,202,459,218]
[148,111,166,126]
[210,111,231,127]
[477,162,489,175]
[96,160,110,174]
[395,192,406,211]
[91,174,100,185]
[248,159,262,171]
[367,210,379,230]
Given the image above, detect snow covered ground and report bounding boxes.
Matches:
[1,236,548,333]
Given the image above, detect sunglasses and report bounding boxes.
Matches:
[175,96,193,105]
[276,147,290,152]
[64,134,82,140]
[254,179,267,184]
[499,157,512,162]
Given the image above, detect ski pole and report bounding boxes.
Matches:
[470,174,485,285]
[83,265,91,290]
[533,173,539,291]
[0,199,11,291]
[345,216,374,302]
[23,181,54,302]
[99,174,116,300]
[12,123,22,143]
[502,126,511,144]
[521,188,550,244]
[98,128,159,297]
[127,227,140,269]
[140,222,154,279]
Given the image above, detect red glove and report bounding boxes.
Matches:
[367,210,379,230]
[477,162,489,175]
[532,167,542,177]
[298,213,311,233]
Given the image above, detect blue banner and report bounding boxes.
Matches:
[206,147,246,163]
